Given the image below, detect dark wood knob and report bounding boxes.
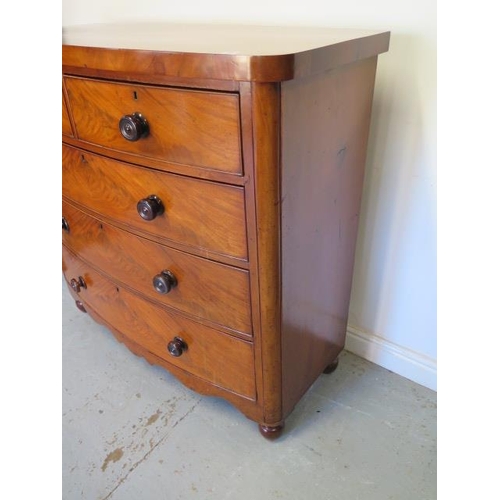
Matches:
[167,337,187,357]
[75,300,87,313]
[62,216,70,232]
[152,270,177,294]
[119,112,149,141]
[70,276,87,293]
[137,195,164,221]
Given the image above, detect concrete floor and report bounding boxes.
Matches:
[62,282,437,500]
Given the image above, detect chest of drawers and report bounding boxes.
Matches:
[62,23,390,439]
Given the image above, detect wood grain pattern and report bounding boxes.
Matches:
[280,57,379,417]
[62,247,256,399]
[68,298,263,422]
[61,26,390,436]
[63,45,293,84]
[238,81,266,421]
[65,76,242,174]
[248,83,283,427]
[62,135,247,185]
[62,201,252,336]
[63,62,240,91]
[62,92,73,137]
[62,24,390,82]
[62,145,248,261]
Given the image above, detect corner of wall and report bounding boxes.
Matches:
[345,324,437,391]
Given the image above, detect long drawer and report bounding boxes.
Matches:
[63,247,256,400]
[64,76,242,174]
[62,144,248,261]
[62,200,252,335]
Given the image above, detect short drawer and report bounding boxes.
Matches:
[62,145,248,261]
[64,76,242,174]
[62,201,252,335]
[63,247,256,400]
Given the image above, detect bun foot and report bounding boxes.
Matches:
[323,358,339,374]
[259,422,284,440]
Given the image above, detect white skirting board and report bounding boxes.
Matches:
[345,325,437,391]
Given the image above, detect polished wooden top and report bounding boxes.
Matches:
[63,22,388,56]
[62,23,390,82]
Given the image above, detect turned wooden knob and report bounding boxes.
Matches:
[152,270,177,294]
[119,112,149,141]
[70,276,87,293]
[75,300,86,313]
[137,195,164,221]
[62,216,70,232]
[167,337,187,357]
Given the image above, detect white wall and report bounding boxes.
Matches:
[63,1,437,390]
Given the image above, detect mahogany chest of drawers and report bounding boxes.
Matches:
[62,23,390,439]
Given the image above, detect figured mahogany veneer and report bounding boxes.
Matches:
[62,91,73,137]
[64,76,242,174]
[62,200,252,335]
[63,247,256,400]
[62,145,248,261]
[62,23,390,439]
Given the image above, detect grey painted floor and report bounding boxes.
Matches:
[62,282,437,500]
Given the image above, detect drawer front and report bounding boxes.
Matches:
[62,201,252,335]
[62,145,248,261]
[63,93,72,137]
[64,76,242,174]
[63,247,256,400]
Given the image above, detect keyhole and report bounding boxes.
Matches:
[133,91,138,100]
